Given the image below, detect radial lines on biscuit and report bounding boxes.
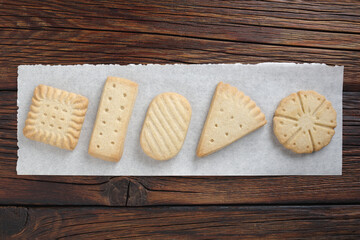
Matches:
[297,92,305,114]
[284,127,302,145]
[312,98,326,116]
[314,122,335,129]
[308,129,316,151]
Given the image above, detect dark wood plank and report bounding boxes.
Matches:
[2,0,359,41]
[0,31,359,91]
[0,92,359,206]
[1,205,359,239]
[0,0,359,90]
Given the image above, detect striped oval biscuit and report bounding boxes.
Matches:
[140,92,192,161]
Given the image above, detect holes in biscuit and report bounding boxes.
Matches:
[239,124,243,128]
[43,113,47,116]
[41,121,45,125]
[111,141,115,145]
[99,132,103,136]
[123,93,127,97]
[284,134,287,137]
[113,84,116,88]
[114,129,118,133]
[316,117,319,120]
[120,106,125,110]
[318,142,321,145]
[97,145,100,148]
[54,106,59,110]
[105,108,109,112]
[225,132,229,136]
[304,95,307,98]
[63,109,67,112]
[295,123,298,127]
[117,117,121,122]
[317,98,321,101]
[292,98,295,102]
[327,106,330,110]
[102,120,106,124]
[230,116,234,119]
[293,142,296,145]
[330,120,334,123]
[215,124,218,127]
[282,108,286,112]
[313,127,317,131]
[52,115,56,119]
[220,108,224,112]
[210,139,214,143]
[58,126,62,130]
[303,131,306,134]
[50,124,54,127]
[46,104,50,107]
[60,118,64,121]
[280,121,284,125]
[307,145,310,148]
[327,131,330,134]
[108,97,112,101]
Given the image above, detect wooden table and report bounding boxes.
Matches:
[1,1,359,239]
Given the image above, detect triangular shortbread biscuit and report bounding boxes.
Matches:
[196,82,267,157]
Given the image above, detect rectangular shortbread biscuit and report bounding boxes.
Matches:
[88,77,138,162]
[23,84,89,150]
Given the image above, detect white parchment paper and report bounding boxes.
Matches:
[17,63,343,175]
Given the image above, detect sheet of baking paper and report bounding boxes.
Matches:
[17,63,343,175]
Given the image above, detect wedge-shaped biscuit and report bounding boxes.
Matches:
[196,82,267,157]
[88,77,138,162]
[273,90,336,153]
[23,84,88,150]
[140,92,192,160]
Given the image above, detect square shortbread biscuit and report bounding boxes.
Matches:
[88,77,138,162]
[23,84,89,150]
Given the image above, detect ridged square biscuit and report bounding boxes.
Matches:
[88,77,138,162]
[23,84,89,150]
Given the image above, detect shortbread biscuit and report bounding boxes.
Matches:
[140,92,192,161]
[273,90,337,154]
[196,82,267,157]
[23,84,88,150]
[88,77,138,162]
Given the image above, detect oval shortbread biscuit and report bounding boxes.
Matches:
[273,90,337,154]
[140,92,192,161]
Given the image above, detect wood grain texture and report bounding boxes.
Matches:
[0,0,359,90]
[1,0,360,238]
[0,92,359,206]
[1,205,360,239]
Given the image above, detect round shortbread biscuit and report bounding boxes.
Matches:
[273,90,337,154]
